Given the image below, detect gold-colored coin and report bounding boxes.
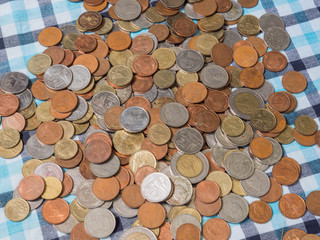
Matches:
[195,34,218,56]
[41,176,63,200]
[70,199,89,222]
[168,206,187,223]
[35,101,55,122]
[0,140,23,159]
[118,20,141,32]
[148,123,171,145]
[153,70,176,89]
[62,33,80,51]
[74,77,95,94]
[22,159,43,177]
[18,101,36,119]
[24,114,41,131]
[107,65,133,87]
[93,84,116,96]
[206,171,232,197]
[126,54,138,69]
[41,156,57,163]
[5,198,30,222]
[54,139,78,160]
[129,150,157,174]
[231,177,247,196]
[109,49,133,66]
[94,17,113,35]
[198,14,224,32]
[58,121,75,139]
[89,114,99,127]
[250,108,276,132]
[72,122,90,135]
[177,207,202,223]
[237,15,260,36]
[73,103,94,124]
[221,115,245,137]
[27,54,52,74]
[200,28,224,40]
[176,154,203,178]
[132,219,160,237]
[204,56,213,63]
[274,125,294,144]
[176,70,198,87]
[294,115,318,136]
[75,19,86,33]
[113,130,144,155]
[152,48,176,70]
[146,7,166,23]
[227,66,243,88]
[0,127,20,149]
[234,92,261,116]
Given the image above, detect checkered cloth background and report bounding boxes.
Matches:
[0,0,319,239]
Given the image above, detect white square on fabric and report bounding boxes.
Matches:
[1,23,18,38]
[277,3,293,16]
[6,46,23,60]
[28,19,45,32]
[296,44,314,59]
[300,175,319,193]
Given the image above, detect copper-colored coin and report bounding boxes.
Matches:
[126,167,135,185]
[176,223,201,240]
[268,92,291,113]
[306,190,320,216]
[204,150,225,173]
[138,202,166,228]
[282,91,297,114]
[60,49,75,67]
[79,157,96,180]
[282,71,307,93]
[249,200,272,224]
[293,128,316,146]
[158,222,173,240]
[125,96,151,110]
[173,18,197,38]
[249,137,273,159]
[279,193,306,219]
[203,218,230,240]
[281,157,301,174]
[283,229,307,240]
[233,40,253,52]
[204,90,229,113]
[59,173,73,198]
[181,82,207,104]
[211,43,233,67]
[215,0,232,12]
[193,0,217,17]
[272,158,300,185]
[239,67,264,88]
[85,139,112,163]
[84,0,104,6]
[131,75,153,94]
[238,0,258,8]
[268,109,286,133]
[42,198,70,224]
[122,184,145,208]
[36,121,63,145]
[252,60,265,74]
[73,51,85,58]
[130,35,154,55]
[166,34,186,45]
[141,137,168,160]
[262,50,288,72]
[0,93,19,116]
[49,105,72,119]
[155,1,179,16]
[194,197,222,216]
[55,142,83,168]
[44,85,59,99]
[145,108,163,131]
[51,90,78,113]
[104,106,124,130]
[18,174,45,201]
[196,180,220,204]
[188,105,208,126]
[108,5,121,20]
[85,132,112,147]
[38,27,63,47]
[73,54,99,73]
[93,57,110,77]
[175,88,192,107]
[246,36,267,57]
[315,131,320,148]
[234,45,258,68]
[89,40,109,58]
[71,223,98,240]
[188,35,199,50]
[106,31,131,51]
[132,55,158,77]
[31,80,50,100]
[114,150,130,165]
[83,0,107,12]
[260,178,283,203]
[148,24,170,42]
[195,110,220,133]
[2,112,26,132]
[134,165,157,185]
[114,166,130,190]
[92,177,120,201]
[43,46,65,65]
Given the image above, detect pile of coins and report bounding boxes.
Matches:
[1,0,320,239]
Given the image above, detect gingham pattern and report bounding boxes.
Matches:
[0,0,319,239]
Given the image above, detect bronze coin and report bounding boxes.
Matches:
[246,36,267,57]
[115,166,130,190]
[49,105,72,119]
[2,112,26,132]
[249,200,272,224]
[55,143,83,168]
[196,180,220,204]
[122,184,145,208]
[193,0,217,17]
[85,139,112,163]
[234,45,258,68]
[194,197,222,216]
[195,110,220,132]
[138,202,166,229]
[51,90,78,113]
[130,35,154,55]
[293,128,316,147]
[59,173,74,198]
[71,223,98,240]
[233,40,253,52]
[239,67,264,88]
[158,222,173,240]
[140,137,168,160]
[148,24,170,42]
[187,105,208,126]
[61,49,75,67]
[106,31,131,51]
[173,18,197,38]
[204,150,225,173]
[272,158,300,186]
[93,57,110,77]
[104,106,124,131]
[83,0,108,12]
[181,82,208,104]
[282,71,307,93]
[315,130,320,148]
[134,165,157,185]
[215,0,232,12]
[211,43,233,67]
[249,137,273,159]
[268,92,291,113]
[262,51,288,72]
[269,109,286,133]
[88,40,109,58]
[36,121,63,145]
[260,178,283,203]
[31,80,50,100]
[73,54,99,73]
[85,132,113,147]
[18,174,45,201]
[306,190,320,216]
[125,96,151,110]
[203,218,230,240]
[204,90,229,113]
[283,229,307,240]
[176,223,201,240]
[43,46,65,65]
[42,198,70,224]
[108,5,121,20]
[238,0,259,8]
[79,157,97,180]
[279,193,306,219]
[252,60,265,74]
[137,0,149,12]
[175,88,192,107]
[131,75,153,94]
[132,55,158,76]
[38,27,63,47]
[0,93,19,116]
[78,11,103,31]
[282,91,297,114]
[92,177,120,201]
[155,1,179,17]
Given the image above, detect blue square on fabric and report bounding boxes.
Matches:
[0,191,13,208]
[40,3,54,18]
[18,32,35,45]
[291,59,306,71]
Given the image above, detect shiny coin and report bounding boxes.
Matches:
[249,200,272,224]
[141,172,172,202]
[34,162,63,182]
[44,64,73,90]
[0,72,28,94]
[120,106,150,133]
[279,193,306,219]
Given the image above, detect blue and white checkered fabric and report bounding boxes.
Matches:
[0,0,319,239]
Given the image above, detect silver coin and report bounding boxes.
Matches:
[160,165,175,179]
[44,64,73,90]
[212,144,230,168]
[114,0,141,21]
[259,137,283,165]
[205,132,217,149]
[26,134,54,160]
[264,26,290,51]
[100,200,113,209]
[68,65,91,91]
[119,227,157,240]
[158,41,175,48]
[134,84,158,102]
[0,72,29,94]
[253,157,269,171]
[157,88,174,99]
[259,13,285,32]
[228,88,265,120]
[141,172,172,202]
[184,3,205,19]
[227,122,254,146]
[218,193,249,223]
[120,106,150,133]
[131,12,154,29]
[200,65,229,89]
[160,102,189,127]
[84,208,116,238]
[240,169,270,197]
[60,24,80,35]
[66,167,85,195]
[170,151,209,184]
[161,0,185,9]
[54,214,79,234]
[156,162,168,172]
[166,176,193,206]
[176,49,204,73]
[220,1,243,21]
[65,96,88,121]
[15,88,33,111]
[170,214,201,239]
[173,127,203,154]
[223,30,242,48]
[224,151,254,180]
[215,126,238,149]
[169,48,185,72]
[34,162,63,182]
[140,32,158,52]
[113,194,138,218]
[254,80,274,102]
[91,91,120,116]
[76,180,104,209]
[13,187,43,210]
[181,38,191,50]
[90,154,120,178]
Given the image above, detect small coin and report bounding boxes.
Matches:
[119,226,157,240]
[249,137,273,159]
[38,27,63,47]
[259,13,285,32]
[224,151,254,180]
[120,106,150,133]
[200,64,229,89]
[279,193,306,219]
[249,200,272,224]
[241,169,270,197]
[160,102,189,128]
[0,127,20,149]
[170,214,201,239]
[262,50,288,72]
[41,176,63,200]
[141,172,172,202]
[5,198,30,222]
[0,72,29,94]
[26,134,54,160]
[259,177,283,203]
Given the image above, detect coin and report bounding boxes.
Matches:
[0,72,29,94]
[0,127,20,149]
[120,106,150,133]
[283,228,307,240]
[295,115,318,136]
[18,174,45,201]
[224,151,254,180]
[279,193,306,219]
[42,198,69,224]
[259,177,283,203]
[5,198,30,222]
[306,190,320,216]
[262,50,288,72]
[272,157,300,185]
[170,214,201,239]
[41,176,63,199]
[55,214,79,234]
[259,13,285,32]
[38,27,63,47]
[203,218,230,240]
[206,171,232,197]
[249,200,272,224]
[119,226,157,240]
[264,26,290,51]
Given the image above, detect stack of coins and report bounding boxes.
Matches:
[2,0,320,239]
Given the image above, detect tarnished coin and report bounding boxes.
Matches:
[120,106,150,133]
[141,172,172,202]
[5,198,30,222]
[34,162,63,182]
[78,11,103,30]
[91,91,120,116]
[294,115,318,136]
[218,193,249,223]
[44,64,73,90]
[259,13,285,32]
[90,154,121,178]
[114,0,141,21]
[241,169,270,197]
[27,54,52,75]
[250,108,276,132]
[223,30,242,48]
[0,72,29,94]
[264,27,290,51]
[54,139,78,160]
[113,195,138,218]
[224,151,254,180]
[160,102,189,128]
[173,127,203,154]
[26,134,54,160]
[176,50,204,73]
